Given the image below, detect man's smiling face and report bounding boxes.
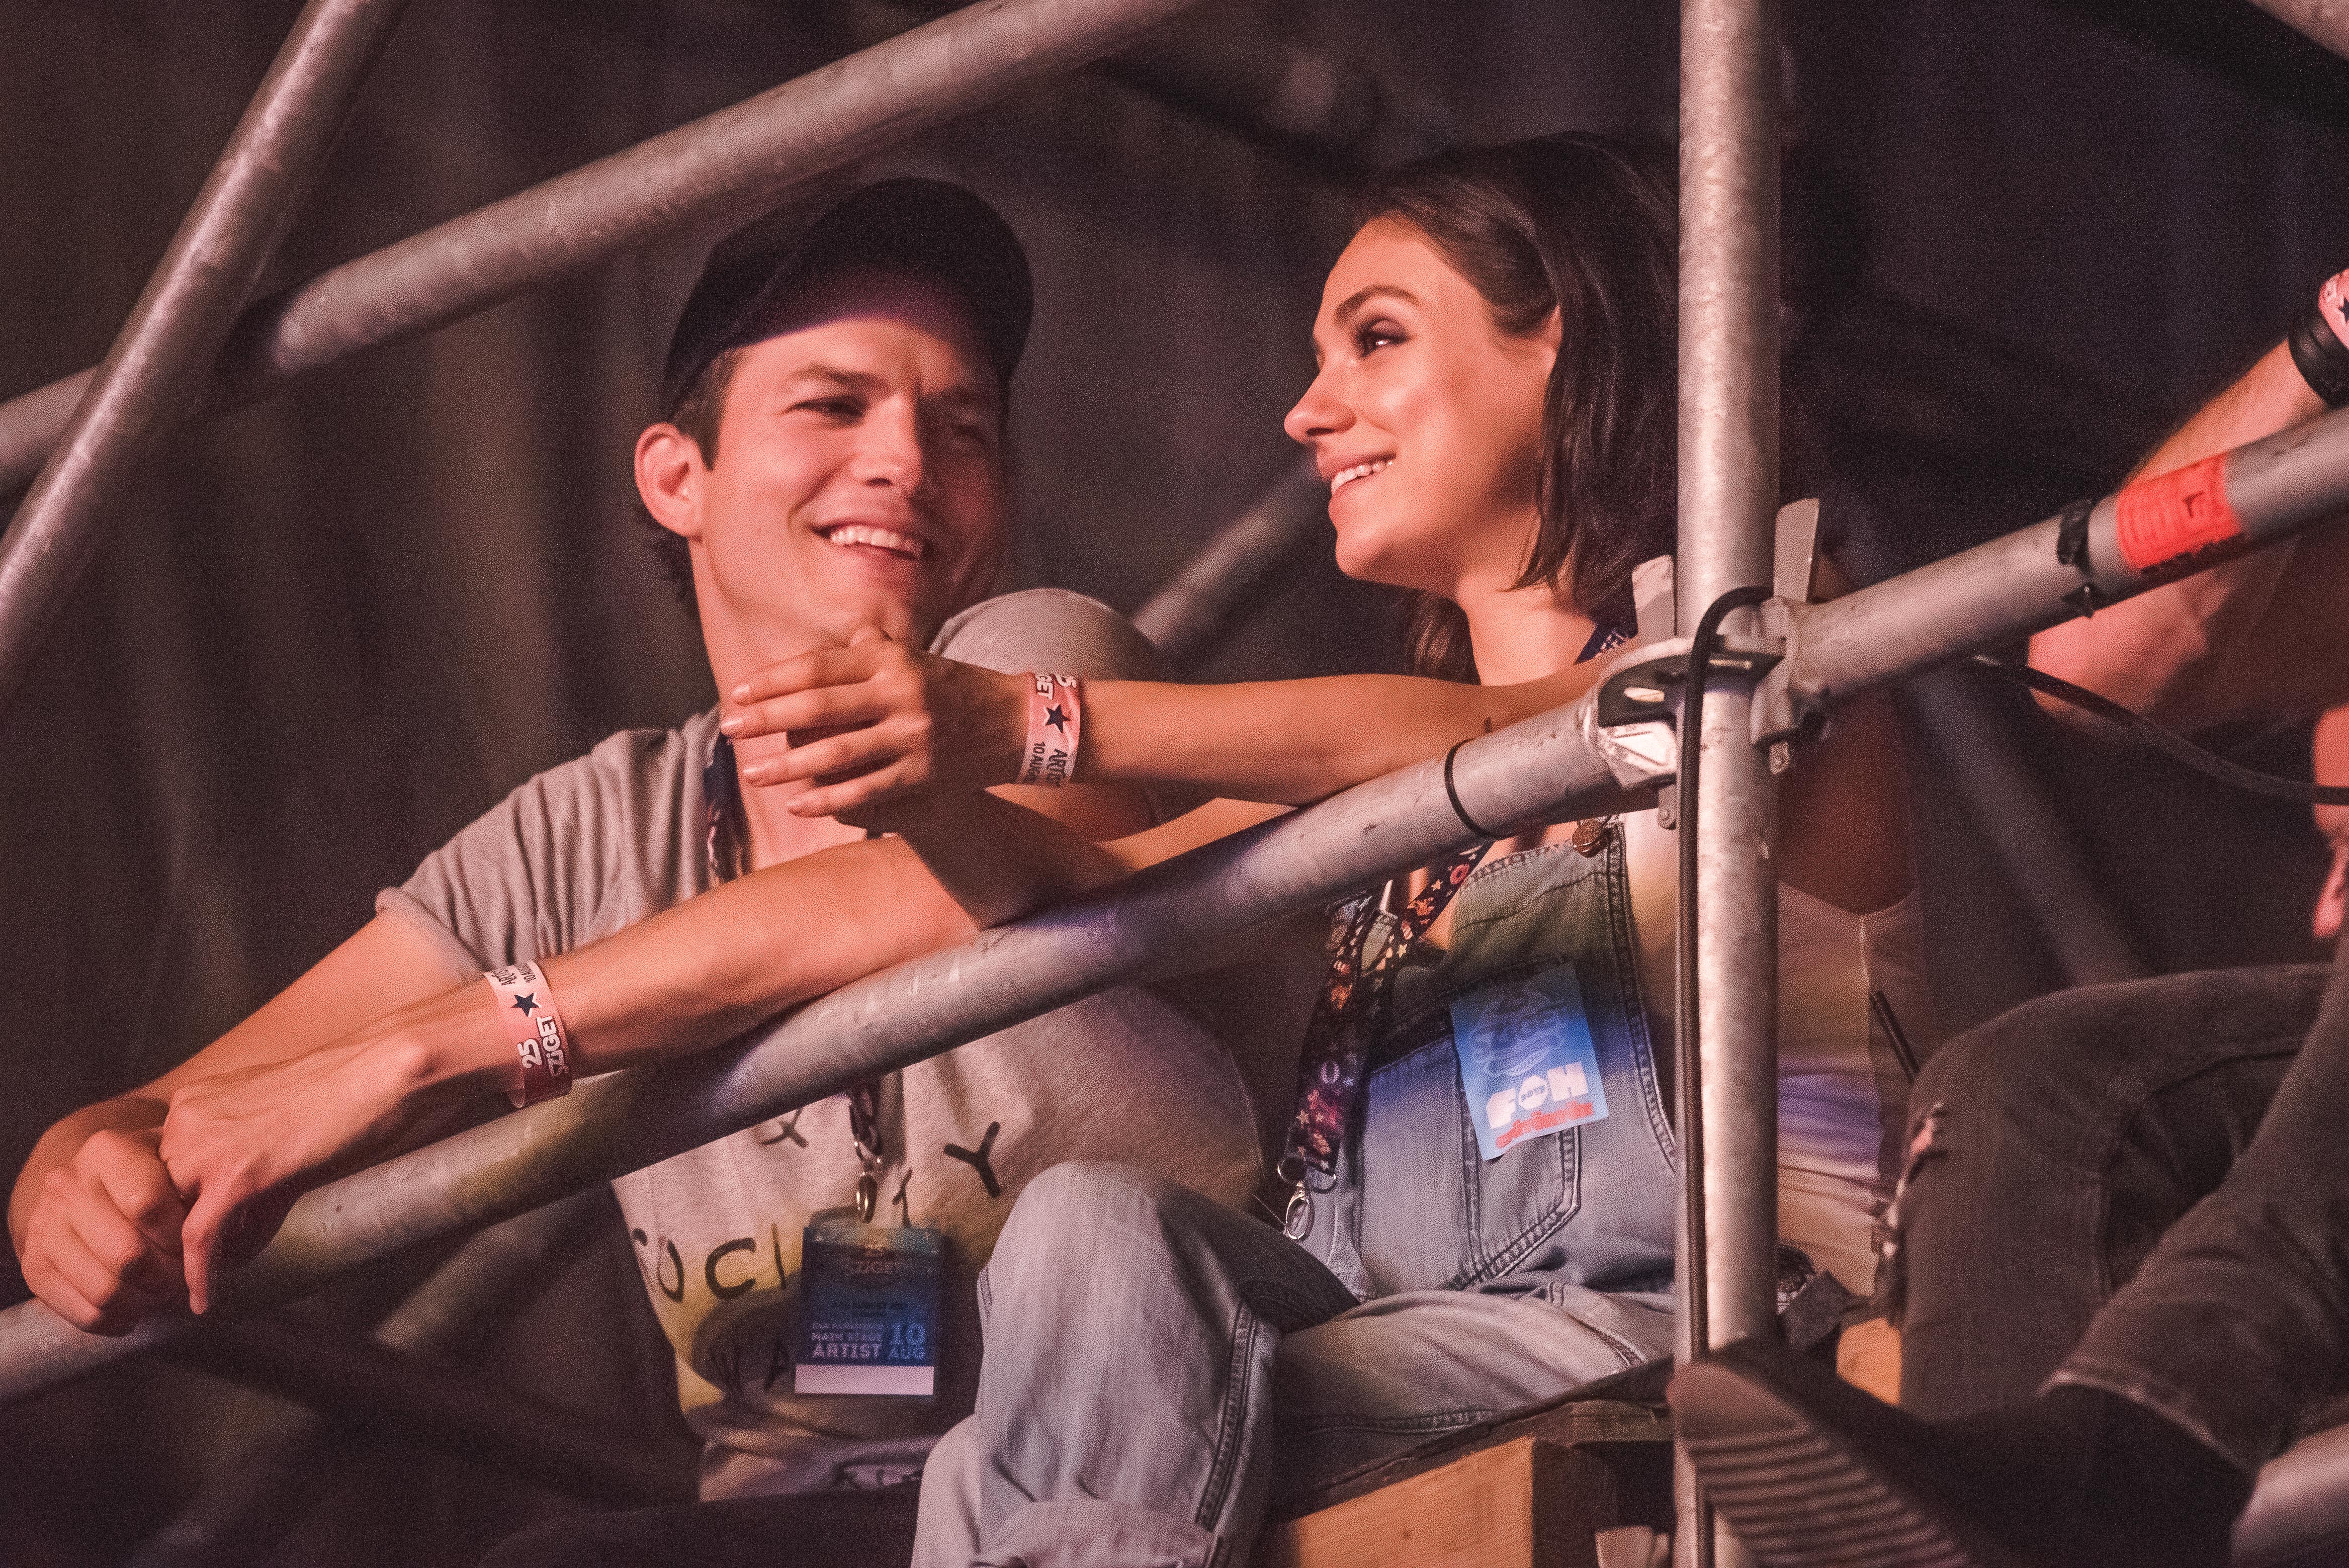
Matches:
[648,266,1010,656]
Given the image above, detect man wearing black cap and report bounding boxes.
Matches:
[9,181,1280,1564]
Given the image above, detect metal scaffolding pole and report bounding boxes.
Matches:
[0,0,1211,505]
[1130,456,1329,669]
[1676,0,1781,1562]
[0,0,411,715]
[128,1191,664,1568]
[6,401,2348,1410]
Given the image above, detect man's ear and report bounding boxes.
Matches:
[636,422,706,540]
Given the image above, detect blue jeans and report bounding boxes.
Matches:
[913,840,1681,1567]
[1891,962,2340,1470]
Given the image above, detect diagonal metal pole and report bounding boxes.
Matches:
[0,0,1214,501]
[1674,1,1781,1564]
[1130,456,1329,670]
[127,1190,668,1568]
[8,404,2349,1416]
[0,0,411,715]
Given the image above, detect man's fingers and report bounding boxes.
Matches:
[846,624,894,647]
[180,1188,244,1317]
[32,1230,169,1335]
[84,1131,188,1259]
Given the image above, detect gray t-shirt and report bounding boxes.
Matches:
[378,590,1270,1499]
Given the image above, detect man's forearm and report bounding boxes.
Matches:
[2030,340,2332,727]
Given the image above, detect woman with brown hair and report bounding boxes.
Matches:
[724,133,1917,1567]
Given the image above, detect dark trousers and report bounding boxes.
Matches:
[478,1481,919,1568]
[1892,960,2349,1470]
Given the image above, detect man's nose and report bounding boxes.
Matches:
[853,404,926,491]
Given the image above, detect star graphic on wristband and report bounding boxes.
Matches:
[1044,704,1069,732]
[510,992,542,1017]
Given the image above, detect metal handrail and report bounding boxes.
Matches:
[7,401,2349,1408]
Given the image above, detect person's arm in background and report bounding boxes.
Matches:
[2030,329,2349,732]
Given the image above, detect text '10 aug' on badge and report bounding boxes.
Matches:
[794,1209,943,1397]
[1450,966,1609,1162]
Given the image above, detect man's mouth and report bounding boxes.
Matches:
[1328,458,1391,495]
[819,524,932,562]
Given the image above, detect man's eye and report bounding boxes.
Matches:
[794,397,861,419]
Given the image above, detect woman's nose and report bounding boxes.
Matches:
[1283,366,1350,447]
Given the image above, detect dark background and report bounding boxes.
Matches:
[3,1,2346,1561]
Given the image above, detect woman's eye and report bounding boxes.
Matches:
[1354,320,1406,356]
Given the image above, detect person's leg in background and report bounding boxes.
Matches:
[1888,965,2319,1417]
[1672,957,2349,1568]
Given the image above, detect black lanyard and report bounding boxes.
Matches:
[708,733,888,1221]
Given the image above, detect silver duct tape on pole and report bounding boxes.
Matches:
[0,0,1213,499]
[1678,0,1781,1563]
[0,693,1640,1405]
[1131,457,1329,668]
[0,0,412,714]
[2245,0,2349,60]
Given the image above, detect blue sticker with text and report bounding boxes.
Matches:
[794,1209,942,1397]
[1451,966,1609,1162]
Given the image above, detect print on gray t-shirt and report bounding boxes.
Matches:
[378,590,1272,1498]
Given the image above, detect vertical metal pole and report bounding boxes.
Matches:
[0,0,411,715]
[1675,1,1781,1566]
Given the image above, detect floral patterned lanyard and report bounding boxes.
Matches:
[1275,841,1490,1239]
[1273,613,1632,1243]
[708,734,889,1222]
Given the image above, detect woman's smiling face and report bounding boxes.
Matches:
[1284,216,1559,601]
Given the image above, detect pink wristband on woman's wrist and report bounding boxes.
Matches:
[1017,673,1082,787]
[484,961,574,1109]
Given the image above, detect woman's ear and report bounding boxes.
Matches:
[636,422,705,540]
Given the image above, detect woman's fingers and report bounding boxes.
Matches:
[722,682,887,744]
[32,1223,172,1335]
[730,641,898,706]
[745,726,916,789]
[783,762,925,821]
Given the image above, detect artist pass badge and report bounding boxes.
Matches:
[1450,966,1609,1162]
[793,1209,942,1397]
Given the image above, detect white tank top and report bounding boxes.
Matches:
[1620,807,1934,1296]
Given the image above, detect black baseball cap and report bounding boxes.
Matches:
[661,178,1033,415]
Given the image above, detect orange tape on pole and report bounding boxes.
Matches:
[2114,452,2243,575]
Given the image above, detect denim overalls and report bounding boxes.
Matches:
[1297,829,1682,1306]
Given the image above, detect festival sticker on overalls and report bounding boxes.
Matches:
[1450,966,1610,1162]
[793,1208,942,1397]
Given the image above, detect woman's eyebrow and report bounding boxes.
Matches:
[1332,283,1419,322]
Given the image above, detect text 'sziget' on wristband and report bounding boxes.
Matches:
[484,961,574,1109]
[1017,673,1082,788]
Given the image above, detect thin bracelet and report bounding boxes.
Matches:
[1443,739,1501,840]
[484,961,574,1109]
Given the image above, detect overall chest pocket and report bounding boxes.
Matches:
[1355,1029,1580,1295]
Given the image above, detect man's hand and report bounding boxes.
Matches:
[14,1123,188,1334]
[722,626,1029,819]
[157,1029,456,1314]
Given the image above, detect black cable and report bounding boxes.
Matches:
[1674,583,1773,1365]
[1968,658,2349,806]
